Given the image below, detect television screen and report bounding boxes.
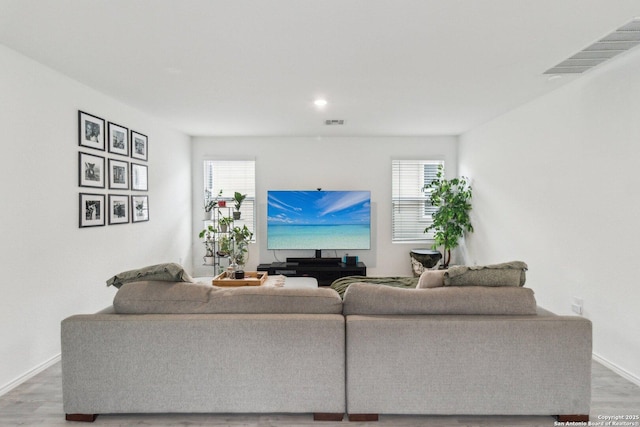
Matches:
[267,190,371,250]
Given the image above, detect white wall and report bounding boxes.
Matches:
[191,136,457,277]
[459,50,640,383]
[0,45,192,394]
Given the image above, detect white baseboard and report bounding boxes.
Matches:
[0,353,61,397]
[593,352,640,387]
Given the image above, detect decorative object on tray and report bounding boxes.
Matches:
[212,271,268,287]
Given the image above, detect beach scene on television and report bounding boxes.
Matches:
[267,190,371,250]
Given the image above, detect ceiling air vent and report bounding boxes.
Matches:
[325,119,345,125]
[544,18,640,74]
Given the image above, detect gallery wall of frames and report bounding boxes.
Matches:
[78,110,149,228]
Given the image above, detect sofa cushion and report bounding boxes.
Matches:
[342,283,537,315]
[106,263,194,288]
[113,281,343,314]
[416,269,446,288]
[443,261,527,287]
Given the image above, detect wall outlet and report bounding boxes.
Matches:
[571,297,584,315]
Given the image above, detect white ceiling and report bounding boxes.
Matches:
[1,0,640,137]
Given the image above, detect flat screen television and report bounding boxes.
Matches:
[267,190,371,250]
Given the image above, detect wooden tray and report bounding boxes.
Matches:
[212,271,268,287]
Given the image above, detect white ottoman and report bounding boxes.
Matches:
[264,275,319,288]
[192,275,319,289]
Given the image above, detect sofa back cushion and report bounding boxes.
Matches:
[113,281,343,314]
[342,283,537,315]
[444,261,528,287]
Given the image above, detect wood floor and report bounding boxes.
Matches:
[1,360,638,426]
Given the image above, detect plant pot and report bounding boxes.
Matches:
[203,256,215,266]
[233,211,241,220]
[219,224,228,233]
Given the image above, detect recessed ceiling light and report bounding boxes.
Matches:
[314,99,328,107]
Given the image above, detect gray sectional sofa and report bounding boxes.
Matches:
[61,270,592,423]
[342,283,592,422]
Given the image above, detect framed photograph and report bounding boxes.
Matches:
[108,194,130,225]
[79,152,105,188]
[108,158,129,190]
[131,130,148,161]
[131,195,149,223]
[131,162,148,191]
[79,193,106,227]
[107,122,129,156]
[78,111,105,151]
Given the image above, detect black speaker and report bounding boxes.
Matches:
[345,256,358,265]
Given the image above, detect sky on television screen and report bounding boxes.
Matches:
[267,191,370,226]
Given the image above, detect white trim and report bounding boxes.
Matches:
[0,353,61,397]
[593,352,640,387]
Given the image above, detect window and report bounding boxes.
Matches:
[391,159,444,242]
[203,160,256,239]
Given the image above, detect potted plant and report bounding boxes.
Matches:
[233,192,247,220]
[218,216,233,233]
[423,165,473,268]
[219,225,253,268]
[198,224,217,265]
[204,189,223,220]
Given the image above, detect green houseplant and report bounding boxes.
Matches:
[198,225,217,263]
[423,165,473,268]
[218,216,233,233]
[204,189,223,219]
[233,192,247,220]
[219,225,254,267]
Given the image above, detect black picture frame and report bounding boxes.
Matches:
[79,193,106,228]
[131,195,149,222]
[131,130,148,161]
[79,152,105,188]
[108,158,129,190]
[107,122,129,156]
[78,111,105,151]
[108,194,130,225]
[131,162,148,191]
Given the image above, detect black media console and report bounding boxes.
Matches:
[257,259,366,286]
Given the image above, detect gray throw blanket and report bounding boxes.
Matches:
[444,261,528,287]
[330,276,418,299]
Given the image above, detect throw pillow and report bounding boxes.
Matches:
[106,263,195,288]
[443,261,528,287]
[416,269,446,288]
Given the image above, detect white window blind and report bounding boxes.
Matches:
[391,160,444,242]
[204,160,256,238]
